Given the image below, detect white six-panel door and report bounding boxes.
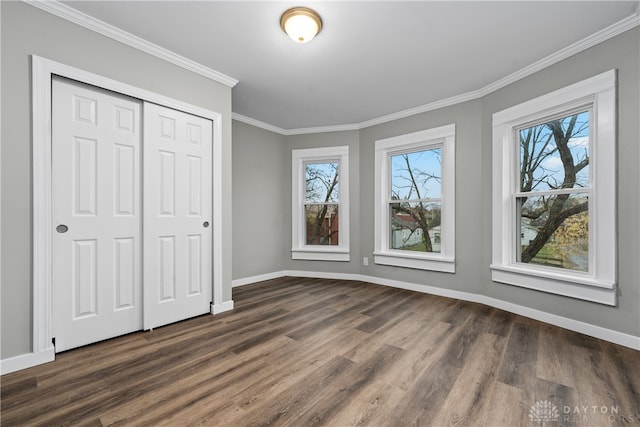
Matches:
[143,102,213,330]
[52,78,214,351]
[52,77,143,351]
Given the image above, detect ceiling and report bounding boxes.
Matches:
[60,1,639,131]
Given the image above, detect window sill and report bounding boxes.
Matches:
[292,249,350,262]
[490,264,616,306]
[374,252,455,273]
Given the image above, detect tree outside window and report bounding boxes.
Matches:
[374,124,455,273]
[389,148,442,253]
[491,70,616,304]
[517,111,590,272]
[305,162,339,245]
[292,146,349,261]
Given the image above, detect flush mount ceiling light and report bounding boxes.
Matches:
[280,7,323,44]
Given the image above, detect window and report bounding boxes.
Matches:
[491,70,616,305]
[292,146,349,261]
[517,111,591,272]
[374,124,455,272]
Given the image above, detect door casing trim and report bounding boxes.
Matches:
[31,55,225,362]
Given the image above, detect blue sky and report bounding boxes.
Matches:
[391,148,442,200]
[520,111,590,192]
[305,161,339,203]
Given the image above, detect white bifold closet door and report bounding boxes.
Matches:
[52,77,213,352]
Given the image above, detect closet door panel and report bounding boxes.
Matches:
[52,77,143,352]
[143,103,213,329]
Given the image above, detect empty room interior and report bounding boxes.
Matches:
[1,1,640,425]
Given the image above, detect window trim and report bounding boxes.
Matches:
[291,146,350,261]
[491,70,616,305]
[374,124,456,273]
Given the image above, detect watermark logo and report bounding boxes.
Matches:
[529,400,560,426]
[528,400,639,424]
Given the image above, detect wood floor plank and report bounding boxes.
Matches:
[431,332,507,426]
[372,320,455,392]
[379,315,430,351]
[536,323,577,387]
[392,357,462,425]
[285,298,375,341]
[567,343,639,425]
[440,310,486,368]
[1,276,638,427]
[598,344,640,415]
[228,306,337,354]
[486,307,516,337]
[323,379,407,427]
[355,293,415,334]
[111,355,269,426]
[281,344,405,427]
[239,355,356,426]
[496,320,539,388]
[480,382,528,427]
[226,329,370,420]
[101,336,290,426]
[340,310,422,365]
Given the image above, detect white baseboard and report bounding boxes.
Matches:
[233,270,640,351]
[2,300,236,374]
[1,347,55,375]
[5,272,636,375]
[232,271,287,287]
[283,270,363,281]
[211,299,234,314]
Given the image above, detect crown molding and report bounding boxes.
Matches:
[237,10,639,135]
[232,113,359,136]
[358,90,483,130]
[284,123,360,136]
[31,0,636,133]
[24,0,238,88]
[361,11,639,130]
[233,92,480,135]
[232,113,288,135]
[479,11,640,97]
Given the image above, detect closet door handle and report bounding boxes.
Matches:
[203,221,210,228]
[56,224,69,233]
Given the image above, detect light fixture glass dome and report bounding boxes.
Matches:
[280,7,323,44]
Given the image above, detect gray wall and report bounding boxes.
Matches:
[231,128,361,278]
[359,100,484,294]
[477,28,640,336]
[232,121,287,279]
[3,1,638,363]
[232,27,639,339]
[284,131,361,274]
[1,2,233,359]
[356,27,639,337]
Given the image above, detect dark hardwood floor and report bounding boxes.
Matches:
[2,277,639,426]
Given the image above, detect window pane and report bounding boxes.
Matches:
[305,162,339,203]
[390,202,441,252]
[518,194,588,272]
[519,111,589,192]
[391,148,441,200]
[305,204,339,245]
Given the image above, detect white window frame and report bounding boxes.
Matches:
[491,70,616,306]
[292,146,350,261]
[374,124,456,273]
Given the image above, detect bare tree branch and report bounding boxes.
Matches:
[519,112,590,263]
